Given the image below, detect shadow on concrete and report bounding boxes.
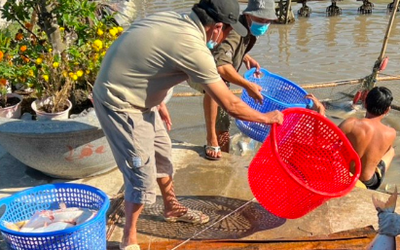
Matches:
[171,139,205,157]
[136,195,286,240]
[0,151,67,196]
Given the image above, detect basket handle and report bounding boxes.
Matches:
[0,196,11,220]
[346,144,362,182]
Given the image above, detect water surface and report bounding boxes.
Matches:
[131,0,400,191]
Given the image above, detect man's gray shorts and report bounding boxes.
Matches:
[94,97,173,204]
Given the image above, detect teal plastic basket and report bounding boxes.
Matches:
[0,183,110,250]
[236,68,312,142]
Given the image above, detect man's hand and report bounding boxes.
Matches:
[244,55,261,78]
[263,110,284,125]
[246,82,263,104]
[305,94,326,116]
[158,102,172,131]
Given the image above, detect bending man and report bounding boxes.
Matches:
[200,0,278,160]
[93,0,284,249]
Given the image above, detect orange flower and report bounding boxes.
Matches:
[21,55,30,63]
[25,22,32,30]
[15,33,23,41]
[0,78,7,86]
[0,51,3,61]
[20,45,27,52]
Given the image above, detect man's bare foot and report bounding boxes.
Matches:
[204,145,221,160]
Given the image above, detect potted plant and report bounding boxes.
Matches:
[0,0,123,178]
[0,29,24,118]
[0,0,123,119]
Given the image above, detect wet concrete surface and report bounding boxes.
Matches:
[1,141,398,250]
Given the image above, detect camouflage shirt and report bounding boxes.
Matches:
[213,15,257,76]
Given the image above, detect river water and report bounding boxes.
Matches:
[129,0,400,192]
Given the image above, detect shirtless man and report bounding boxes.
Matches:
[339,86,396,190]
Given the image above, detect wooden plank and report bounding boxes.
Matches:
[107,226,379,250]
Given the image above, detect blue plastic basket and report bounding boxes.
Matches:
[0,183,110,250]
[236,68,312,142]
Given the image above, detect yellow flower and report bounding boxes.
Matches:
[59,27,65,32]
[63,71,68,77]
[101,51,106,57]
[28,70,34,77]
[43,75,49,82]
[49,48,52,53]
[92,39,103,52]
[76,70,84,77]
[97,29,104,36]
[117,26,124,33]
[36,58,42,65]
[53,62,59,68]
[109,28,117,37]
[68,72,74,78]
[86,70,91,74]
[72,74,78,81]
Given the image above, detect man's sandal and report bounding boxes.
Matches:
[204,145,221,161]
[119,243,140,250]
[164,209,210,224]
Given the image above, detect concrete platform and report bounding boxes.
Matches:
[0,141,398,249]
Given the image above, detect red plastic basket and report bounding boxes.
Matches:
[248,108,361,219]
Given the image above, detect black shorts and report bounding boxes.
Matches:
[362,160,386,190]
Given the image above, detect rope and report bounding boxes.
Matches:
[172,74,400,98]
[170,198,256,250]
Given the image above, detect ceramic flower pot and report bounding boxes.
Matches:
[0,108,117,179]
[31,98,72,120]
[0,93,23,119]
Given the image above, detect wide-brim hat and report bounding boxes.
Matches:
[243,0,278,20]
[198,0,248,37]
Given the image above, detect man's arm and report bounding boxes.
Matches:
[217,64,263,102]
[243,54,260,72]
[213,30,263,102]
[202,80,283,125]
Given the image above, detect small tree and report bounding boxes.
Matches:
[0,0,122,112]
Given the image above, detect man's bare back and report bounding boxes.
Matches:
[338,86,396,189]
[339,116,395,181]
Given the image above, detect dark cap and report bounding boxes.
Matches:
[198,0,248,37]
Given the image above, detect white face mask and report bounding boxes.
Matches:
[207,26,222,49]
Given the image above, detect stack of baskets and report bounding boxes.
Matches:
[236,68,312,142]
[0,183,110,250]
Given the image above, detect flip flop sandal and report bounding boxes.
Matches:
[204,145,221,161]
[164,209,210,224]
[119,243,140,250]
